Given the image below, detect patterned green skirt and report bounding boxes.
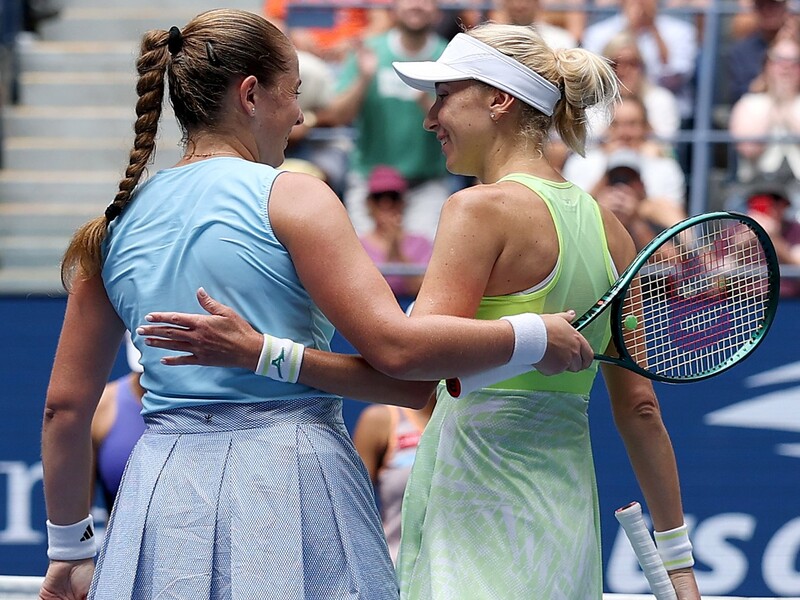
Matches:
[397,384,602,600]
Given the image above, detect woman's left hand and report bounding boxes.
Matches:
[137,288,263,370]
[39,559,94,600]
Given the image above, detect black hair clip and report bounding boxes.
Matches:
[167,26,183,55]
[105,203,122,222]
[205,41,220,67]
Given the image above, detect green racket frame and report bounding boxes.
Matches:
[571,211,780,383]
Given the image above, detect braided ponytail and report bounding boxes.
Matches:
[60,9,294,291]
[60,30,170,291]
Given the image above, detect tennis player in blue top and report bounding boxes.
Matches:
[38,9,593,600]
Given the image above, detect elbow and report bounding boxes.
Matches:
[43,389,96,428]
[363,343,427,380]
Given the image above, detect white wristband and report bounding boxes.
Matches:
[254,334,305,383]
[501,313,547,366]
[654,523,695,570]
[47,515,97,561]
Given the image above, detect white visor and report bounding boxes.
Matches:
[393,33,561,117]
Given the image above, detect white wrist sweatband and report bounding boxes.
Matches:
[501,313,547,365]
[655,523,695,570]
[46,515,97,561]
[254,334,305,383]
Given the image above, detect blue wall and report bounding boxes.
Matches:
[1,295,799,596]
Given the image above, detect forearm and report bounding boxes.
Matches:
[161,310,512,381]
[298,349,437,408]
[325,77,371,125]
[357,314,514,380]
[651,27,669,66]
[41,409,94,525]
[617,413,686,531]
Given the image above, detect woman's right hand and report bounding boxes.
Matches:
[39,559,94,600]
[535,311,594,375]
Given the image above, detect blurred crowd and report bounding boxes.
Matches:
[2,0,800,296]
[258,0,800,297]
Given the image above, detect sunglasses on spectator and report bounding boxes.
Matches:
[370,191,404,202]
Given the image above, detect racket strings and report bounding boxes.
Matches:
[620,219,772,379]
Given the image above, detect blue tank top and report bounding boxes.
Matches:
[96,374,146,508]
[102,158,338,414]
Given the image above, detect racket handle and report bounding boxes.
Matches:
[445,363,533,398]
[615,502,678,600]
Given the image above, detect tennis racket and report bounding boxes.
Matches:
[615,501,677,600]
[446,211,780,397]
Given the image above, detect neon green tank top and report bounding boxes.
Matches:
[475,173,616,396]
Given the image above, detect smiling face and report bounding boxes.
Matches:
[423,80,496,176]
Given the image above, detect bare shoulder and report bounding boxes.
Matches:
[442,181,548,220]
[271,171,341,208]
[445,184,499,210]
[268,171,349,238]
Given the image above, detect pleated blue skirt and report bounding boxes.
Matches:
[89,398,398,600]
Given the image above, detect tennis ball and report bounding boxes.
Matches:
[623,315,639,330]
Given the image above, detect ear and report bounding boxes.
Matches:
[489,88,516,119]
[238,75,259,116]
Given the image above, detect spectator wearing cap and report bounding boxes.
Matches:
[592,150,683,250]
[563,97,688,221]
[359,165,434,298]
[727,180,800,296]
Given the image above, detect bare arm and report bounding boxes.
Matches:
[322,45,378,126]
[601,208,686,531]
[352,404,392,484]
[43,274,125,524]
[142,288,438,408]
[39,274,125,599]
[601,208,700,599]
[139,175,591,403]
[602,363,700,599]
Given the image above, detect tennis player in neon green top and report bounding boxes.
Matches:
[140,22,701,600]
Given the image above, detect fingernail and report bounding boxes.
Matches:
[136,327,144,335]
[145,314,154,322]
[198,287,207,297]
